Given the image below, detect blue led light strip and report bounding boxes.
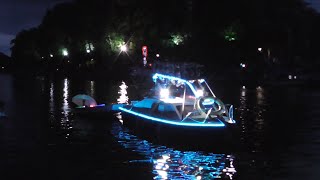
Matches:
[152,73,200,98]
[119,107,225,127]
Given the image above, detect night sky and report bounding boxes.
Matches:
[307,0,320,12]
[0,0,319,57]
[0,0,70,56]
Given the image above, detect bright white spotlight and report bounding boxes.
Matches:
[196,90,204,97]
[62,49,68,56]
[120,45,127,52]
[160,88,169,99]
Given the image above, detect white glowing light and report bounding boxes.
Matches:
[288,75,292,80]
[85,43,94,53]
[258,48,262,52]
[196,90,204,97]
[162,154,170,160]
[156,53,160,57]
[155,164,163,170]
[62,49,68,56]
[50,54,53,57]
[240,63,246,68]
[152,73,201,98]
[157,159,166,163]
[117,81,129,104]
[120,44,127,52]
[160,89,169,99]
[143,57,147,66]
[241,90,246,97]
[160,97,184,104]
[156,170,168,179]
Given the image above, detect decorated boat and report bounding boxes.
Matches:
[117,73,239,146]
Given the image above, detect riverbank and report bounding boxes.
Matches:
[2,59,320,89]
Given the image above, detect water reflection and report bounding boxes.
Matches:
[237,86,267,147]
[236,86,269,178]
[252,86,266,152]
[88,80,95,98]
[110,81,237,179]
[111,118,237,179]
[62,78,72,140]
[238,86,248,143]
[44,76,318,179]
[49,78,73,142]
[62,78,70,122]
[254,86,265,132]
[49,82,54,113]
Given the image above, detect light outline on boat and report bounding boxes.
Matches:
[119,107,225,127]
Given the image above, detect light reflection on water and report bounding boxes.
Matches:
[49,78,73,141]
[62,78,70,121]
[239,86,247,142]
[44,77,320,179]
[88,80,95,98]
[111,119,237,180]
[113,82,237,179]
[238,86,267,151]
[49,82,54,113]
[252,86,266,152]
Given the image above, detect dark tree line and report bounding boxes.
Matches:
[10,0,320,74]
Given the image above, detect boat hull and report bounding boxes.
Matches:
[73,106,115,119]
[120,111,240,152]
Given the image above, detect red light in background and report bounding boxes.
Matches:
[142,46,148,57]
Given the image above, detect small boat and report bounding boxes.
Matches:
[71,93,124,119]
[117,73,239,148]
[72,103,126,119]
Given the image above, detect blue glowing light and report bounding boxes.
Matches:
[152,73,200,98]
[119,107,225,127]
[202,98,215,105]
[111,122,237,180]
[95,104,105,107]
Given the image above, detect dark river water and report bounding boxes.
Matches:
[1,73,320,179]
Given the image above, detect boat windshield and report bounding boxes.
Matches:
[152,73,215,103]
[188,79,215,98]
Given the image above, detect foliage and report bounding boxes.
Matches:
[223,25,237,42]
[8,0,320,72]
[106,32,125,54]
